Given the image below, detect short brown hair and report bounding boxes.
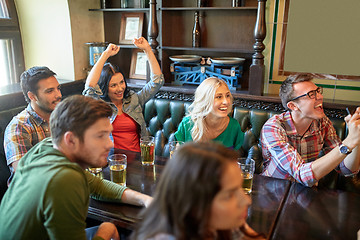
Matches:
[20,66,57,103]
[280,73,313,110]
[50,95,112,145]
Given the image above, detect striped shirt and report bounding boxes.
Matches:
[260,111,353,187]
[4,104,50,173]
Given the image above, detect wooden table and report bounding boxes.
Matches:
[248,174,291,237]
[88,149,166,230]
[87,149,291,238]
[272,182,360,240]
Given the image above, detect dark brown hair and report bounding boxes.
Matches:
[50,95,112,145]
[132,142,239,240]
[279,73,313,110]
[20,66,57,103]
[98,62,129,102]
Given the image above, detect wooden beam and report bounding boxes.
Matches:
[249,0,266,95]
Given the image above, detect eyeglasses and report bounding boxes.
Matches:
[288,86,323,103]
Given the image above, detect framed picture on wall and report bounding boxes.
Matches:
[129,49,147,79]
[119,13,144,44]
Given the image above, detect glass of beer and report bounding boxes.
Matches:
[140,136,155,165]
[168,141,184,158]
[238,158,255,194]
[108,154,127,186]
[86,167,103,179]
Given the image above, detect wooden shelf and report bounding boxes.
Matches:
[161,46,254,54]
[160,7,257,11]
[158,0,259,90]
[89,8,149,12]
[97,0,263,93]
[117,45,137,49]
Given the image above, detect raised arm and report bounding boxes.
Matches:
[312,107,360,179]
[133,37,164,106]
[86,43,120,88]
[133,37,161,75]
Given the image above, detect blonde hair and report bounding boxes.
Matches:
[188,77,233,141]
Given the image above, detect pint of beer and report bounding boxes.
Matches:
[108,154,127,186]
[140,136,155,165]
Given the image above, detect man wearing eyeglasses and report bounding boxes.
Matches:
[260,73,360,187]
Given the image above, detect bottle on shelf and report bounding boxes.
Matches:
[197,0,207,7]
[192,11,201,48]
[121,0,128,8]
[100,0,107,9]
[232,0,244,7]
[140,0,149,8]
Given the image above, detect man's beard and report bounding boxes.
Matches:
[36,97,60,114]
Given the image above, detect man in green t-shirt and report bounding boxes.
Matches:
[0,95,152,240]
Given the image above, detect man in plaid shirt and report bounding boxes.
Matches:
[4,66,62,177]
[261,74,360,187]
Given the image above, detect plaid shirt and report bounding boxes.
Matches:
[260,111,353,187]
[4,104,50,173]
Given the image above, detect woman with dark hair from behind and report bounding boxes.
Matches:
[132,142,265,240]
[83,37,164,152]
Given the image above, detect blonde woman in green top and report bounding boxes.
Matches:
[175,77,244,149]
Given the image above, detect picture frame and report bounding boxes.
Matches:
[119,13,144,44]
[129,49,147,79]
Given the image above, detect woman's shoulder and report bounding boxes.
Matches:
[123,90,137,102]
[179,116,194,127]
[182,115,191,122]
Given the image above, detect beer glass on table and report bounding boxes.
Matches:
[238,158,255,194]
[140,136,155,165]
[108,154,127,186]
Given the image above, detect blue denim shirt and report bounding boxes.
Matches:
[83,73,164,141]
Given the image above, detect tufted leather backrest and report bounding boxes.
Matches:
[330,117,347,140]
[232,108,278,174]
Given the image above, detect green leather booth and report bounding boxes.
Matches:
[144,98,359,193]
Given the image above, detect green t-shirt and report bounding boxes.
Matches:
[0,138,127,240]
[174,116,244,150]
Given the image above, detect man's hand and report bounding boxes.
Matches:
[343,107,360,150]
[121,188,153,207]
[94,222,120,240]
[142,194,153,208]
